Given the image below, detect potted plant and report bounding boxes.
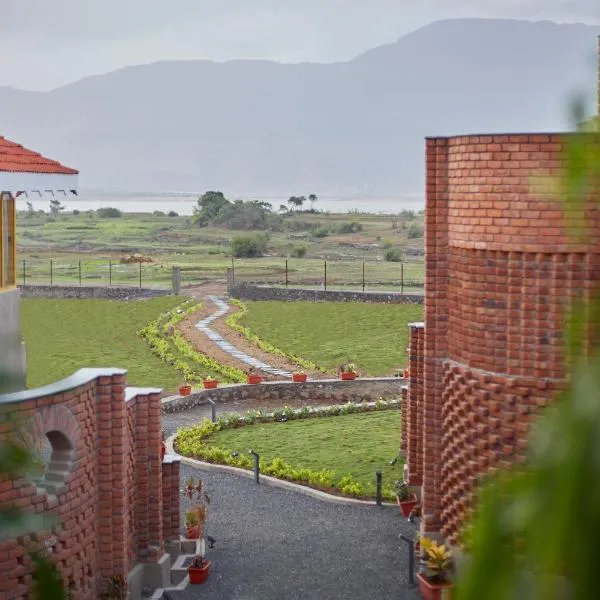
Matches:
[417,541,453,600]
[246,368,262,385]
[160,431,166,461]
[188,555,212,584]
[393,479,419,518]
[403,367,410,378]
[203,376,219,389]
[292,371,307,383]
[184,509,200,539]
[178,379,192,396]
[339,363,358,381]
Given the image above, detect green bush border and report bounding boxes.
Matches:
[226,299,329,374]
[176,399,402,500]
[138,299,246,384]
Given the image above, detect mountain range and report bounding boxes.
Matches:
[0,18,598,197]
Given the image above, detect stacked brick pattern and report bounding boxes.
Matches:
[407,133,600,542]
[0,373,179,599]
[405,323,424,487]
[162,457,182,542]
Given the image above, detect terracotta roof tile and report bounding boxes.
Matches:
[0,136,78,175]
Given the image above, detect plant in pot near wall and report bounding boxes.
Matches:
[292,370,307,383]
[178,378,192,396]
[203,376,219,389]
[339,362,358,381]
[417,541,453,600]
[188,555,212,584]
[246,367,262,385]
[183,476,210,539]
[393,479,419,518]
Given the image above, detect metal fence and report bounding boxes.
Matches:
[17,257,425,292]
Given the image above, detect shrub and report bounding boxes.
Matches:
[312,226,329,238]
[231,233,269,258]
[153,210,165,217]
[291,245,307,258]
[72,209,80,216]
[336,221,363,234]
[407,222,424,239]
[167,210,179,217]
[384,248,403,262]
[97,207,122,218]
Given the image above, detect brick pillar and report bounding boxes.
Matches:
[135,392,164,562]
[97,374,129,578]
[422,138,449,535]
[162,457,181,542]
[400,385,408,457]
[407,322,425,486]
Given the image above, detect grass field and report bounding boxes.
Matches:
[239,301,423,375]
[21,297,184,390]
[17,210,424,291]
[205,410,403,495]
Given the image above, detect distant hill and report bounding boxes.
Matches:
[0,18,597,196]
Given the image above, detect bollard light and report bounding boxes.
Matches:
[249,449,260,484]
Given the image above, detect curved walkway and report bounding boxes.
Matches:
[196,296,292,378]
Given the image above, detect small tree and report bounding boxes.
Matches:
[25,201,34,218]
[231,233,269,258]
[308,194,318,211]
[49,198,64,216]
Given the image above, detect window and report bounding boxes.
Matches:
[0,193,16,288]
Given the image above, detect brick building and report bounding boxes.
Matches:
[402,39,600,544]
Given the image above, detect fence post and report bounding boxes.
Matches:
[401,263,404,295]
[139,262,142,288]
[22,260,26,285]
[231,257,235,285]
[324,260,327,291]
[362,262,365,293]
[172,266,181,295]
[50,259,53,286]
[109,260,112,286]
[78,260,82,286]
[285,259,288,288]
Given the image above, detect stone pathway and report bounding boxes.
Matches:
[195,296,293,379]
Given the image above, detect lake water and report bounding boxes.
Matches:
[16,193,425,216]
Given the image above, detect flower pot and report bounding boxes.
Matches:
[340,372,357,381]
[203,380,218,389]
[247,375,262,384]
[185,526,200,540]
[397,494,419,518]
[188,560,212,584]
[179,385,192,396]
[403,369,410,378]
[417,573,453,600]
[292,373,307,382]
[160,442,166,461]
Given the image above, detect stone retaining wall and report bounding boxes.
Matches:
[18,284,171,300]
[228,282,423,304]
[162,377,404,414]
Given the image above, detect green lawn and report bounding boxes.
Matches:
[21,297,184,390]
[206,410,403,495]
[239,301,423,375]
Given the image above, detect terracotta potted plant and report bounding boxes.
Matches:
[183,477,210,539]
[394,479,419,518]
[246,368,262,385]
[160,432,166,461]
[403,367,410,378]
[203,376,219,389]
[339,363,358,381]
[188,555,212,584]
[417,541,453,600]
[178,380,192,396]
[184,509,201,539]
[292,371,307,383]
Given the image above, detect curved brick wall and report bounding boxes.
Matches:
[419,133,600,544]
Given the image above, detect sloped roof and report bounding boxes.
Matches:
[0,136,78,175]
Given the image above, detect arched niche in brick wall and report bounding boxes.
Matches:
[25,404,80,497]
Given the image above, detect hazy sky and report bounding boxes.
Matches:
[1,0,599,91]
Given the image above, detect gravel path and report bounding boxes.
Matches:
[168,464,419,600]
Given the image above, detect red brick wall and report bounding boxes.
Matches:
[0,371,176,599]
[417,132,600,542]
[406,323,424,487]
[162,457,181,542]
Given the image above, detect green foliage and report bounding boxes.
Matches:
[176,405,402,498]
[96,207,122,218]
[336,221,363,234]
[138,300,246,384]
[312,226,329,238]
[384,248,403,262]
[152,210,165,217]
[291,245,307,258]
[231,233,270,257]
[406,222,424,239]
[193,191,230,226]
[167,210,179,217]
[233,300,423,375]
[21,297,184,390]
